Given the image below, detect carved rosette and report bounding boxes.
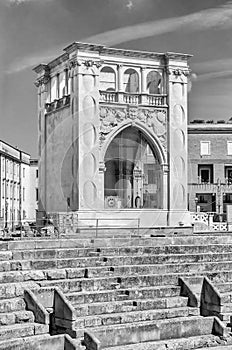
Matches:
[99,106,167,153]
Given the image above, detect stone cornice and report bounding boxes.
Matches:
[63,42,105,54]
[48,53,69,70]
[35,42,192,71]
[165,52,193,61]
[33,64,49,74]
[188,124,232,134]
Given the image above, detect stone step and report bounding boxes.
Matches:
[0,270,46,284]
[0,281,39,300]
[5,251,232,275]
[7,235,232,251]
[216,282,232,293]
[0,322,49,341]
[0,297,26,313]
[3,258,232,281]
[0,333,82,350]
[83,315,215,348]
[65,261,232,278]
[219,312,231,325]
[11,243,232,261]
[200,346,232,350]
[73,306,199,329]
[66,285,181,304]
[39,272,182,292]
[103,334,223,350]
[0,310,34,325]
[38,269,232,293]
[72,296,189,316]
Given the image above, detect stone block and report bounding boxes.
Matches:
[32,260,57,270]
[15,310,34,323]
[34,323,49,335]
[66,268,86,279]
[46,269,66,280]
[88,322,160,347]
[0,312,15,325]
[54,288,76,321]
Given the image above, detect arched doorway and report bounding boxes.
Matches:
[104,127,162,209]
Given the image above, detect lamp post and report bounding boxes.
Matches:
[5,201,8,230]
[194,197,199,212]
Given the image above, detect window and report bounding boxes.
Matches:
[198,165,213,183]
[146,71,162,94]
[36,169,39,178]
[23,187,25,201]
[225,166,232,184]
[56,73,60,99]
[23,168,25,178]
[200,141,211,156]
[36,188,38,201]
[227,141,232,155]
[100,67,116,91]
[124,69,139,93]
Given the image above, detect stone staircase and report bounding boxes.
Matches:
[1,234,232,348]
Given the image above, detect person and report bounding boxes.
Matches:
[135,193,141,208]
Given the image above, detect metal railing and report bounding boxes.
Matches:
[54,216,141,238]
[0,216,141,240]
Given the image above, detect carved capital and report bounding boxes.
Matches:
[84,60,94,67]
[83,60,103,68]
[173,68,182,76]
[34,74,50,88]
[68,58,81,70]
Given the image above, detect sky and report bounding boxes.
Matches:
[0,0,232,157]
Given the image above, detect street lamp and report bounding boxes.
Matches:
[5,202,8,230]
[194,197,199,212]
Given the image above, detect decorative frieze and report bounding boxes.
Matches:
[99,106,167,152]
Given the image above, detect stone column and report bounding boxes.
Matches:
[65,68,69,95]
[117,64,124,103]
[166,55,191,226]
[33,65,50,217]
[162,164,169,211]
[141,67,147,104]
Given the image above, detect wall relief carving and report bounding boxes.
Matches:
[99,106,167,152]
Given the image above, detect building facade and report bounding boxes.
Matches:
[34,42,192,227]
[0,141,38,229]
[188,120,232,216]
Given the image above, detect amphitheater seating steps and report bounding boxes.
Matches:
[1,234,232,348]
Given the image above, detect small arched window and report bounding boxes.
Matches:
[147,71,162,94]
[100,66,116,91]
[124,69,139,93]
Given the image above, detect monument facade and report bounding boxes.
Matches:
[34,42,191,227]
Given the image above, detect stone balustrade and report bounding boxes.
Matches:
[99,91,167,106]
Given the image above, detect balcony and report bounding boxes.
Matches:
[189,182,232,193]
[99,91,167,107]
[45,95,70,114]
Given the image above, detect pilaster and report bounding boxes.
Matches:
[166,57,191,217]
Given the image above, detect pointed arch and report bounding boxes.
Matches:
[100,121,166,165]
[102,123,165,209]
